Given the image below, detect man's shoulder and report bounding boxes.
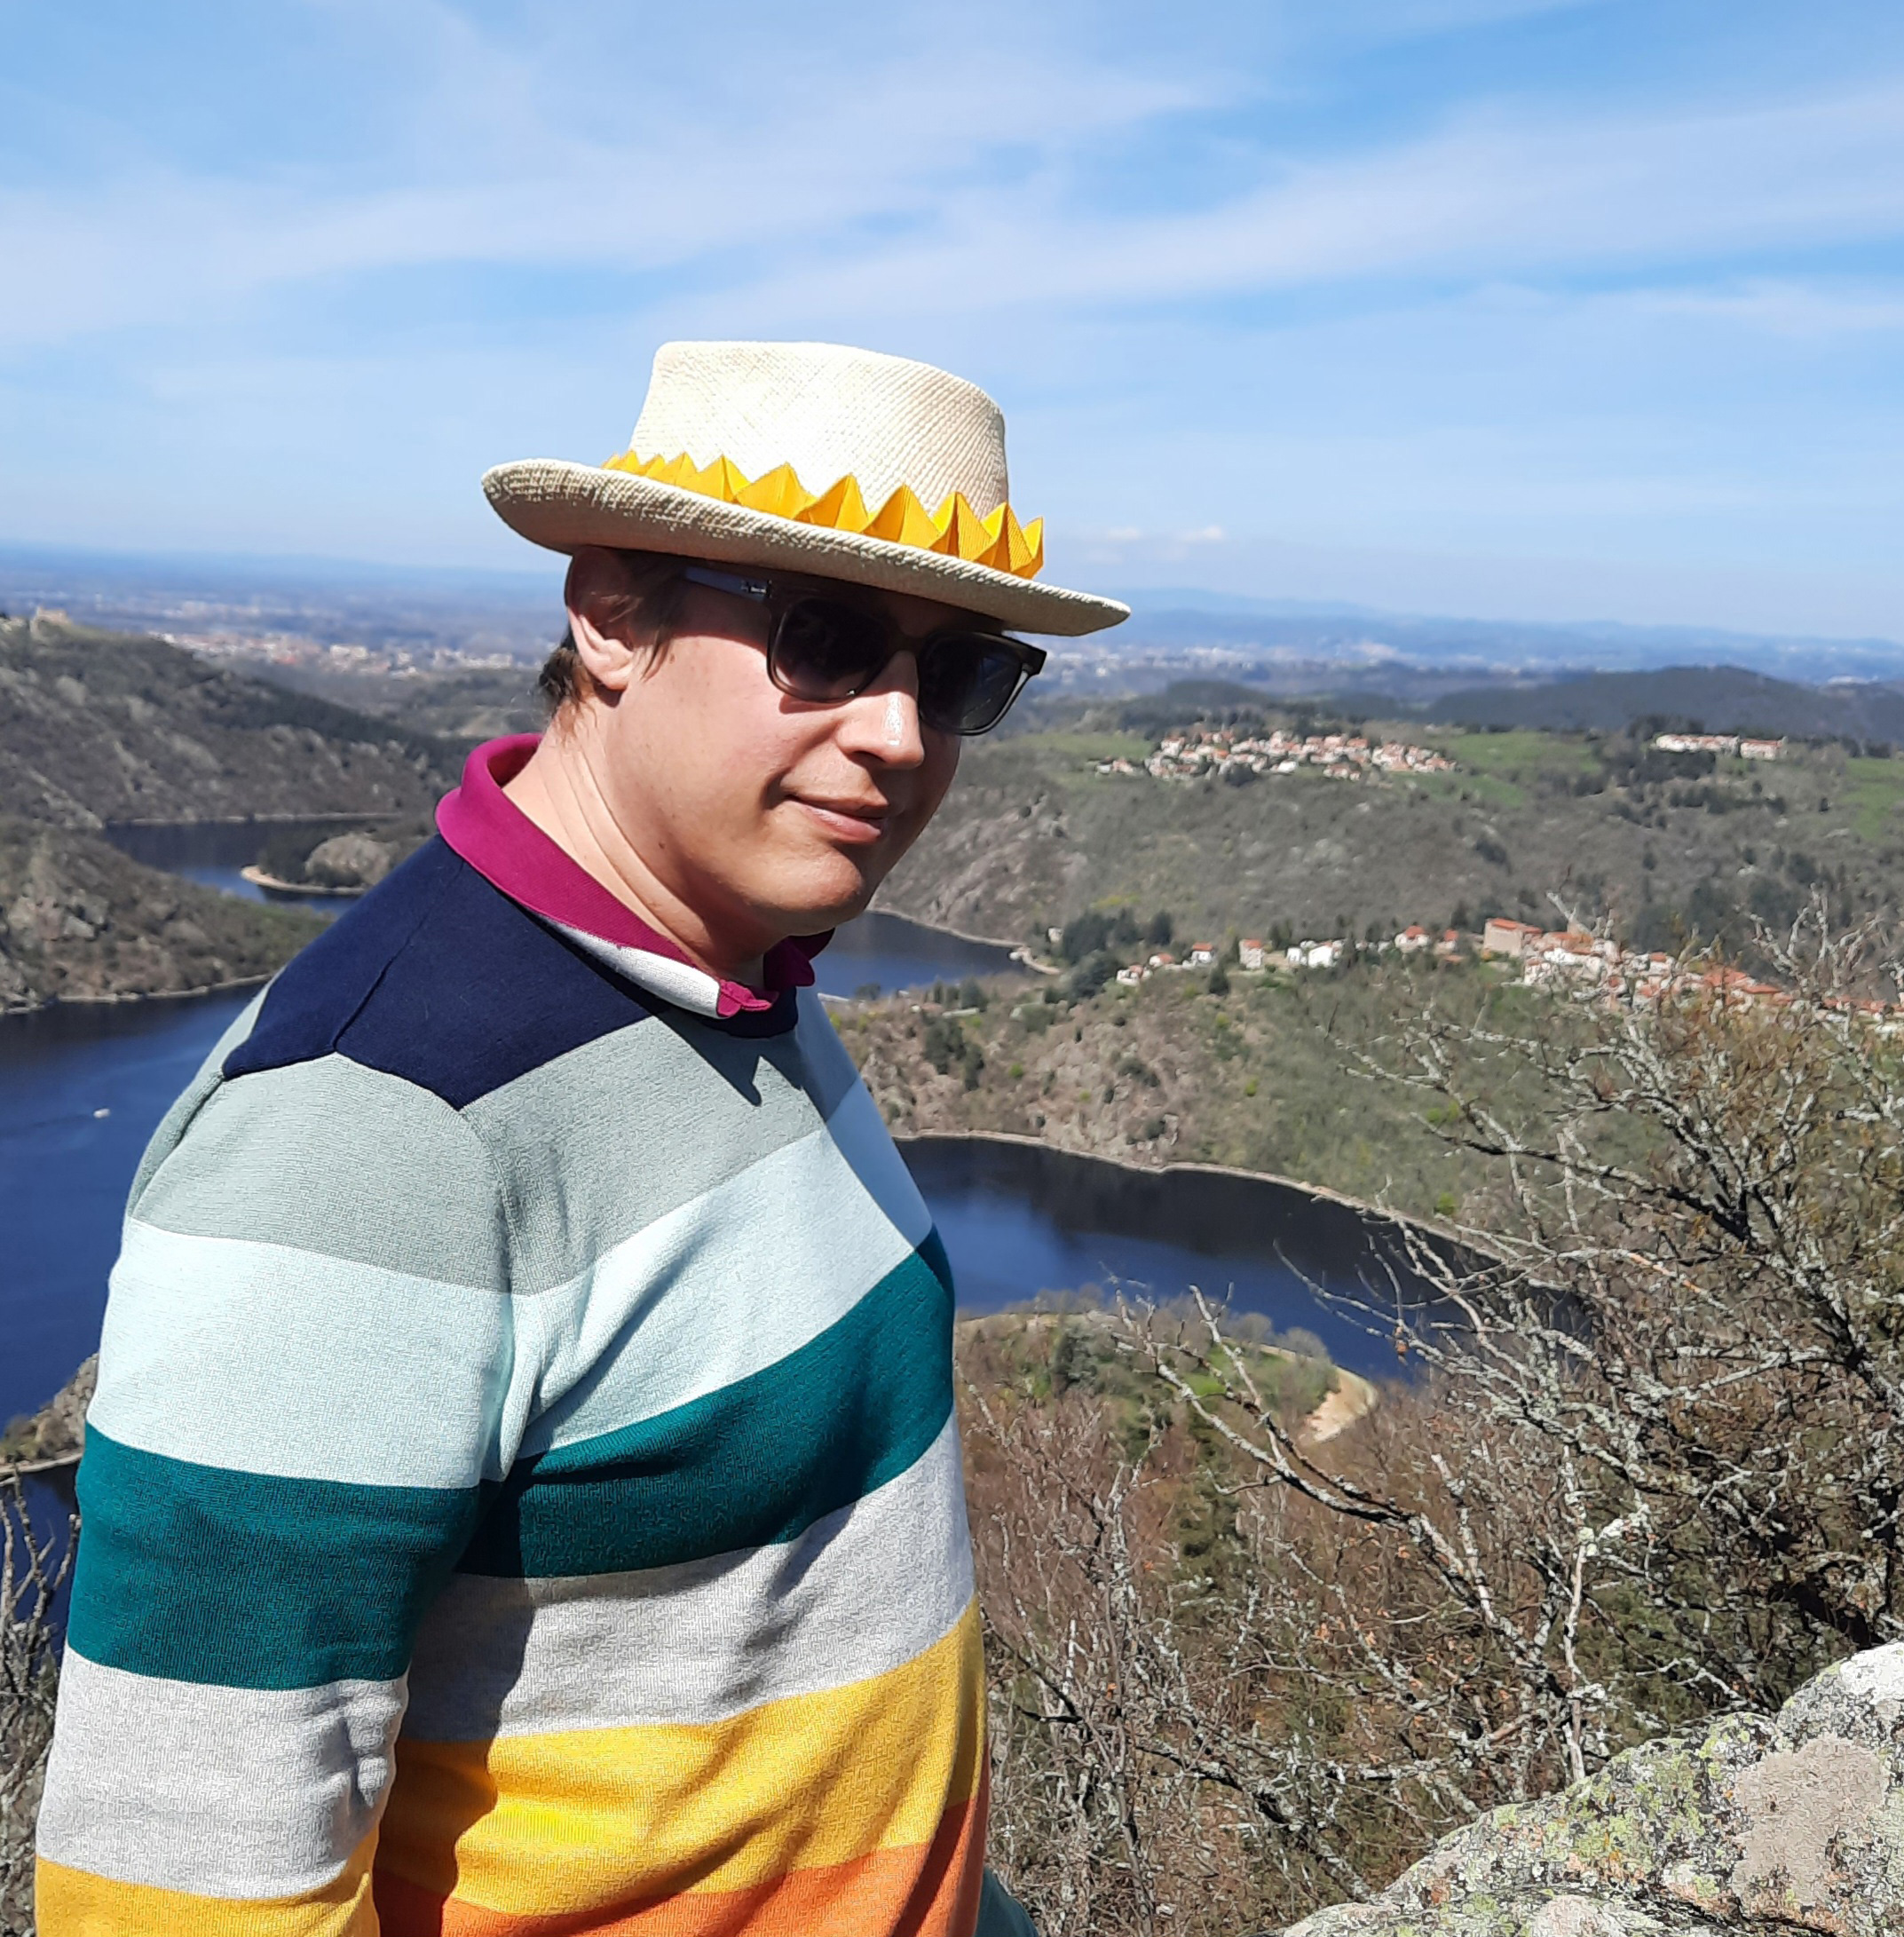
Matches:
[221,836,657,1109]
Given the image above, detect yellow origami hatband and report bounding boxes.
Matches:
[601,449,1045,580]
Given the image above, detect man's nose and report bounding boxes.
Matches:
[837,652,927,765]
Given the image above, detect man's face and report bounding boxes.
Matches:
[575,557,967,950]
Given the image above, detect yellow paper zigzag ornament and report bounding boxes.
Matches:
[602,448,1046,580]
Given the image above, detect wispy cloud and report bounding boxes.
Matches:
[10,42,1903,360]
[0,12,1207,349]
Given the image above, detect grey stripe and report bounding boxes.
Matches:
[37,1652,405,1897]
[125,990,265,1211]
[464,992,865,1294]
[404,1415,972,1740]
[131,1052,507,1290]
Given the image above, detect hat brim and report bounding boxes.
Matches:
[484,460,1129,637]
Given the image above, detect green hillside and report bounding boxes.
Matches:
[880,709,1897,951]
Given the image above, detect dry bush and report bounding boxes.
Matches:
[1,1477,73,1936]
[966,908,1904,1935]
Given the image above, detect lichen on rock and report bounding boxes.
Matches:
[1277,1645,1904,1937]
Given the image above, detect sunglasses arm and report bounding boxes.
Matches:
[680,564,773,604]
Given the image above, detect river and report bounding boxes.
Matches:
[4,868,1428,1448]
[102,818,1031,994]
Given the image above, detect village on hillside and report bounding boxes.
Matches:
[1089,911,1895,1018]
[1097,727,1456,782]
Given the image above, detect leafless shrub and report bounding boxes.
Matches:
[1,1476,73,1935]
[967,905,1904,1933]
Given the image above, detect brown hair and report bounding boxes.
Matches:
[537,550,693,720]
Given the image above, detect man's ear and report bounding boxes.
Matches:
[564,548,642,695]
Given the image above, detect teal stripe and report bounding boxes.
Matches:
[458,1231,955,1579]
[68,1427,478,1689]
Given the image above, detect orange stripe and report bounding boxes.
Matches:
[378,1609,984,1914]
[374,1788,985,1937]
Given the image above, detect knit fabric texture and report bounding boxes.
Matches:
[36,741,989,1935]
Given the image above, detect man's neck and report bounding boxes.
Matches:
[502,729,767,989]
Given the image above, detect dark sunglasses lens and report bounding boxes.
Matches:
[920,636,1026,734]
[770,597,889,701]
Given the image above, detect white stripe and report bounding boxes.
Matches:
[550,921,727,1016]
[88,1222,516,1488]
[521,1076,932,1453]
[405,1414,972,1740]
[36,1655,405,1897]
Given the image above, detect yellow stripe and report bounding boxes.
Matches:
[36,1837,375,1936]
[379,1601,984,1919]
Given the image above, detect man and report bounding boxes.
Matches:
[35,340,1127,1935]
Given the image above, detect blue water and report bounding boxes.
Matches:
[0,912,1027,1427]
[102,820,1026,993]
[906,1138,1422,1373]
[1,992,255,1426]
[104,819,360,919]
[812,910,1022,1000]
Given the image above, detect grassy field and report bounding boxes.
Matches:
[1839,755,1904,843]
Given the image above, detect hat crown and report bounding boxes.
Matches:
[629,341,1009,517]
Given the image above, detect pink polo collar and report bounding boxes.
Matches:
[436,735,826,1020]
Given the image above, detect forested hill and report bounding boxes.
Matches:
[1429,663,1904,741]
[0,614,464,827]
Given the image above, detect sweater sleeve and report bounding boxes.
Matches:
[35,1049,520,1936]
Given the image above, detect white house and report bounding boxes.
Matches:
[1288,939,1344,970]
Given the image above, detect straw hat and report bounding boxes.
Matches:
[484,341,1128,636]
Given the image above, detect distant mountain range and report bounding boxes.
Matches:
[0,542,560,661]
[1108,589,1904,684]
[1424,666,1904,743]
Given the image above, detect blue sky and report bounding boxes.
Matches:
[4,1,1903,636]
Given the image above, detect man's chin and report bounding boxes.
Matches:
[757,867,880,937]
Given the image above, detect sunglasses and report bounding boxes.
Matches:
[679,565,1047,736]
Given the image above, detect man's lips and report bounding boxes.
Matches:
[792,795,893,844]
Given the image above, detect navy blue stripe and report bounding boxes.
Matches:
[226,839,800,1104]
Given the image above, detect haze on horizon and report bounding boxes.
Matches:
[3,1,1902,642]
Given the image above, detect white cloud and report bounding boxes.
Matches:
[0,10,1205,351]
[7,5,1904,358]
[727,83,1904,332]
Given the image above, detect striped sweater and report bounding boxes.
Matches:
[36,737,1000,1936]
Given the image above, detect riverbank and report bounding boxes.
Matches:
[0,815,323,1013]
[0,1356,91,1474]
[239,865,362,897]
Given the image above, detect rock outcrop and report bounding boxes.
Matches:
[0,1356,95,1467]
[303,830,398,889]
[0,814,322,1010]
[1283,1647,1904,1937]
